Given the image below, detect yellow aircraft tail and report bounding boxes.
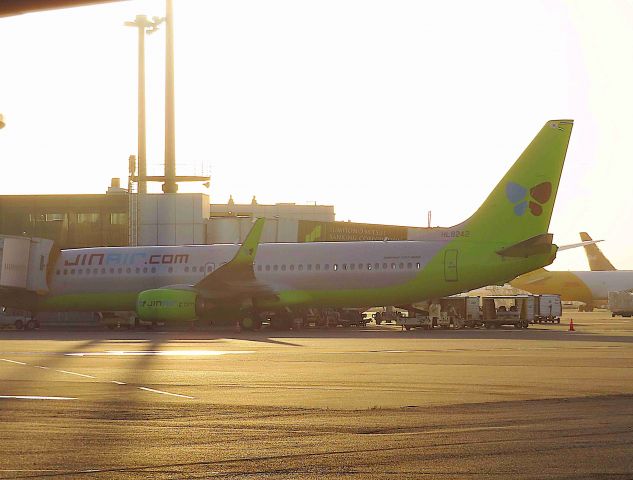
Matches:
[579,232,616,271]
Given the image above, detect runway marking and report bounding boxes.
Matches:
[35,365,50,370]
[0,358,26,365]
[66,350,255,357]
[111,380,126,385]
[0,395,77,400]
[138,386,194,399]
[55,370,97,379]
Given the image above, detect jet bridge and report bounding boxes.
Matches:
[0,235,58,295]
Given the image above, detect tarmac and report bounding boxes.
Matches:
[0,311,632,479]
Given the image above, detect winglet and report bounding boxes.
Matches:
[233,218,266,266]
[194,218,265,292]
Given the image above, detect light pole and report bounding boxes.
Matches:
[124,14,164,194]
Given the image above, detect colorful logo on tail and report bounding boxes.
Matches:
[506,182,552,216]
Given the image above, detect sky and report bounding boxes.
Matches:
[0,0,632,270]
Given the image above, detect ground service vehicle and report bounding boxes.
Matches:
[481,295,534,329]
[0,307,36,330]
[533,294,562,323]
[608,291,633,317]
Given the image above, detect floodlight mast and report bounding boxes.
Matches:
[124,14,164,194]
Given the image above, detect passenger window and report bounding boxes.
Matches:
[56,269,60,275]
[136,267,141,274]
[333,264,338,271]
[126,268,131,274]
[207,266,213,272]
[290,265,295,271]
[399,263,404,269]
[109,268,114,274]
[101,268,106,274]
[358,263,363,270]
[63,269,67,275]
[374,263,379,270]
[307,264,312,271]
[143,267,148,273]
[315,264,321,271]
[70,269,75,275]
[367,264,372,270]
[78,269,83,275]
[407,262,412,269]
[416,262,421,269]
[93,268,98,274]
[273,265,278,272]
[117,268,123,274]
[298,265,303,271]
[324,264,330,271]
[192,266,197,272]
[168,267,173,273]
[151,267,157,273]
[185,266,190,272]
[257,265,262,271]
[383,263,388,269]
[391,263,396,269]
[342,264,347,270]
[350,264,355,270]
[281,265,286,271]
[265,265,271,271]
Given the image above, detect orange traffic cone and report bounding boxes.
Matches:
[568,318,575,332]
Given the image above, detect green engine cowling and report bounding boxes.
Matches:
[136,289,201,322]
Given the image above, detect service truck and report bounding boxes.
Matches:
[608,291,633,317]
[533,295,562,324]
[481,295,534,329]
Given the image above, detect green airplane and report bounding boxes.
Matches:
[3,120,574,329]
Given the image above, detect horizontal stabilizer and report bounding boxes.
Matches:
[496,233,554,258]
[558,239,603,252]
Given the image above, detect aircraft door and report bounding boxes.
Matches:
[444,249,458,282]
[202,262,215,279]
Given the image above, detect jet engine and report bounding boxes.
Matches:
[136,289,207,322]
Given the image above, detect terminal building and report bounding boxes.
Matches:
[0,180,431,250]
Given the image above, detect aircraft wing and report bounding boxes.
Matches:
[193,218,277,303]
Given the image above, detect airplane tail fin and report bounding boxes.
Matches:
[579,232,616,271]
[462,120,573,245]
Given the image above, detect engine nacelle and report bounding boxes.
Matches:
[136,289,200,322]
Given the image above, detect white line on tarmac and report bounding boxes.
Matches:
[66,350,255,357]
[138,386,194,399]
[0,358,26,365]
[35,365,49,370]
[111,381,126,385]
[0,395,77,400]
[55,370,97,379]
